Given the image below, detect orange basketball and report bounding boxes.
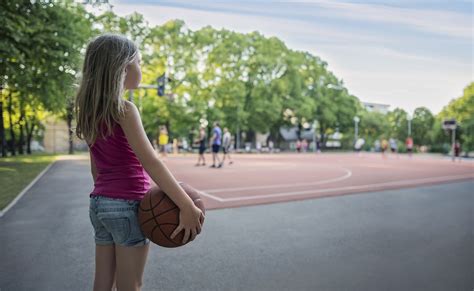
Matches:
[138,182,205,248]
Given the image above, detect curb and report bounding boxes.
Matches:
[0,161,56,218]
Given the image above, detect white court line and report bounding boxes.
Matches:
[206,173,474,203]
[0,161,56,218]
[198,191,225,202]
[204,168,352,193]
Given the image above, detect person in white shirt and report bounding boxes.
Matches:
[220,127,234,167]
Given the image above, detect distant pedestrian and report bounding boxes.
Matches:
[389,138,398,153]
[302,139,308,152]
[374,140,381,152]
[195,127,207,166]
[210,122,222,168]
[453,140,461,162]
[354,138,365,155]
[220,127,233,166]
[296,140,302,153]
[316,139,321,153]
[381,138,389,158]
[406,136,414,157]
[268,140,274,153]
[158,125,169,158]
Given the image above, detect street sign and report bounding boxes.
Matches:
[442,119,457,130]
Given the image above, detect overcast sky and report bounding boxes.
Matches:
[105,0,472,114]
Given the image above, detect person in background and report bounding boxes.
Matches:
[158,125,169,159]
[374,139,381,152]
[302,139,308,152]
[220,127,234,167]
[389,137,398,157]
[195,127,206,166]
[406,136,414,158]
[268,140,274,153]
[354,138,365,156]
[316,139,321,153]
[381,138,389,158]
[296,139,302,153]
[209,122,222,168]
[453,140,461,162]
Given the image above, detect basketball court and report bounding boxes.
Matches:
[163,153,474,209]
[1,153,472,290]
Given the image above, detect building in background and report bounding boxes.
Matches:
[362,102,390,114]
[43,116,87,153]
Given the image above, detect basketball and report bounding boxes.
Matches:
[138,182,205,248]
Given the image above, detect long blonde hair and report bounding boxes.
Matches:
[75,34,138,144]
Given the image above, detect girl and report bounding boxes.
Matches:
[75,34,203,291]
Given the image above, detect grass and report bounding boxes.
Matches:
[0,153,58,211]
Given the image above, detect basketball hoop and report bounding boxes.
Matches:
[442,119,457,130]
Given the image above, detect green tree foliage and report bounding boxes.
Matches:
[3,4,470,156]
[411,107,434,146]
[137,19,359,146]
[387,108,408,141]
[436,82,474,152]
[0,0,93,156]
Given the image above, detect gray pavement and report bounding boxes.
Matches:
[1,159,473,291]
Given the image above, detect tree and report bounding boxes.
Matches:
[437,82,474,153]
[411,107,434,146]
[387,107,408,141]
[1,0,93,156]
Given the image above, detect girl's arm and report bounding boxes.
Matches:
[90,151,97,184]
[119,101,195,210]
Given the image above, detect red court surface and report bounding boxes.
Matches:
[162,153,474,210]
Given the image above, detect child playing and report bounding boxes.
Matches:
[75,34,203,291]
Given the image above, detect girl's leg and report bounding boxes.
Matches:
[115,244,150,291]
[94,244,116,291]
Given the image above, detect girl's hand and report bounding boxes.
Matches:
[170,204,204,244]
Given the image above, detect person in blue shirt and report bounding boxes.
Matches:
[210,122,222,168]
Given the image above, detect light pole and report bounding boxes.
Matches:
[353,116,360,145]
[313,120,318,153]
[407,113,412,137]
[442,119,457,161]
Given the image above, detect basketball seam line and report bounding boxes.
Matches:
[139,191,167,212]
[155,223,179,247]
[139,206,178,227]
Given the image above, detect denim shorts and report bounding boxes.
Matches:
[89,195,149,247]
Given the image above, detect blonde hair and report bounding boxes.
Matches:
[75,34,138,144]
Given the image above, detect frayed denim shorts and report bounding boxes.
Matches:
[89,195,149,247]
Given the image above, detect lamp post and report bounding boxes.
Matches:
[353,116,360,144]
[407,113,412,137]
[313,120,318,153]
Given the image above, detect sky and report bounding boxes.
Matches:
[103,0,472,114]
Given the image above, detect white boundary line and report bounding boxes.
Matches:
[203,173,474,203]
[0,161,56,218]
[204,168,352,193]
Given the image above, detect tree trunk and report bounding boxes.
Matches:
[25,116,36,155]
[7,92,15,156]
[67,98,74,154]
[319,125,327,149]
[18,121,25,154]
[18,102,25,155]
[0,100,6,157]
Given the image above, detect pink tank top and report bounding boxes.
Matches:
[89,123,151,200]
